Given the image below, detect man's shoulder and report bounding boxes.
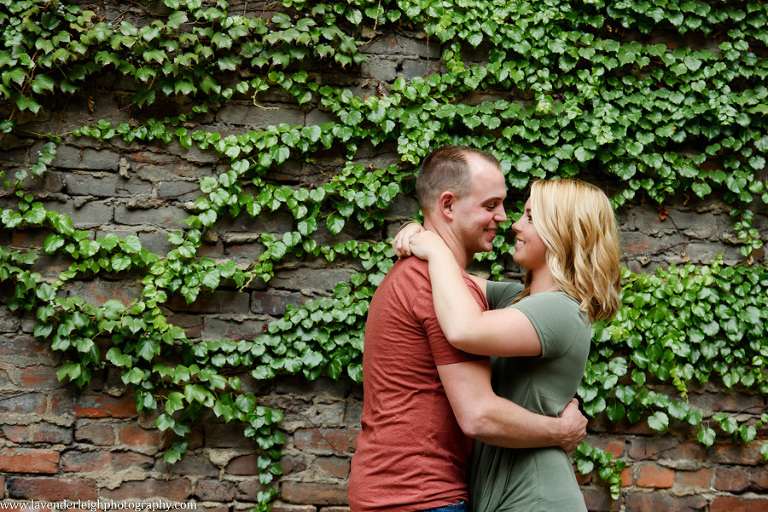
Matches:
[388,256,429,279]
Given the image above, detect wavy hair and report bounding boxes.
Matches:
[520,179,622,322]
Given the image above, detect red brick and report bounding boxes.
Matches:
[627,437,706,462]
[72,394,137,419]
[31,423,73,444]
[11,230,48,247]
[581,488,620,512]
[624,492,706,512]
[7,477,97,501]
[101,478,192,501]
[251,291,307,315]
[20,365,62,388]
[589,415,655,436]
[710,496,768,512]
[166,291,250,314]
[2,425,30,442]
[751,466,768,490]
[687,392,764,415]
[202,318,265,341]
[280,454,309,476]
[267,502,316,512]
[163,454,218,477]
[75,422,116,446]
[235,480,269,501]
[293,428,358,452]
[710,442,764,465]
[225,454,259,475]
[0,334,56,362]
[166,313,202,339]
[714,466,751,492]
[119,425,162,446]
[601,440,625,458]
[281,482,347,505]
[0,392,47,414]
[676,468,712,489]
[635,464,674,488]
[204,424,252,449]
[574,468,592,485]
[194,480,235,501]
[620,467,632,487]
[0,449,60,474]
[61,451,153,472]
[314,456,350,479]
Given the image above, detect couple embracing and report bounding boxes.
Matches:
[348,145,622,512]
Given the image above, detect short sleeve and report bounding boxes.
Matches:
[412,268,489,366]
[486,281,524,310]
[511,292,590,358]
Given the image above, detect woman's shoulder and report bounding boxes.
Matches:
[486,280,524,309]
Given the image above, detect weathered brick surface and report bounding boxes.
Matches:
[194,480,236,501]
[293,428,358,453]
[280,482,348,505]
[61,451,154,472]
[7,477,98,501]
[74,421,116,446]
[52,392,137,418]
[710,496,768,512]
[635,464,675,488]
[714,465,752,492]
[0,6,766,512]
[624,492,707,512]
[0,449,60,474]
[676,468,713,489]
[101,478,193,501]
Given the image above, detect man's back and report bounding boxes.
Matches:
[348,257,487,512]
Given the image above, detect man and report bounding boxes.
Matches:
[347,145,587,512]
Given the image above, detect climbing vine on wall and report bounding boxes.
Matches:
[1,0,767,505]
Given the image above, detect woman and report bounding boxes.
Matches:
[394,178,622,512]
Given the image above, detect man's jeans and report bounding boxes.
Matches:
[419,501,468,512]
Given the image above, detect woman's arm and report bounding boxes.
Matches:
[410,231,542,358]
[393,222,489,298]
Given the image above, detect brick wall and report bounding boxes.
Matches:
[1,4,767,512]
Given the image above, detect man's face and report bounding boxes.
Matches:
[451,154,508,258]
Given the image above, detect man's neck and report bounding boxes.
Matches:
[423,220,471,269]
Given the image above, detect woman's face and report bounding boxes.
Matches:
[511,198,548,271]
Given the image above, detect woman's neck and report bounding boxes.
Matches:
[528,269,559,295]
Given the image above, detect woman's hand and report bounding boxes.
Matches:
[392,221,424,258]
[408,231,450,261]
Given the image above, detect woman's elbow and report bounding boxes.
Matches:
[444,328,479,353]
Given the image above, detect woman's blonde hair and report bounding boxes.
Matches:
[520,179,622,322]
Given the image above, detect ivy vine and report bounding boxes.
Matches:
[1,0,767,506]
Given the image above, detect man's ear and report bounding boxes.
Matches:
[438,191,456,220]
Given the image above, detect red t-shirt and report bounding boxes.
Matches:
[348,257,488,511]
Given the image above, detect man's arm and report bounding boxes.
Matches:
[438,359,587,451]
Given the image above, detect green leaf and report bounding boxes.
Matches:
[648,411,669,431]
[326,213,345,235]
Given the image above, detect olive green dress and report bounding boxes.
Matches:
[469,282,591,512]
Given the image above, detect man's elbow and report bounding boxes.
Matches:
[455,408,492,439]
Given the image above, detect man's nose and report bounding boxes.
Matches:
[495,206,507,222]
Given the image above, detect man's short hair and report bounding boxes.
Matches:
[415,145,500,213]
